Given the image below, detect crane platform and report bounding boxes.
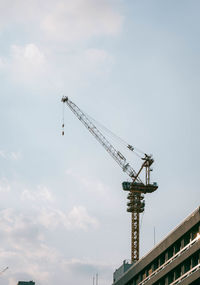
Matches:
[122,182,158,193]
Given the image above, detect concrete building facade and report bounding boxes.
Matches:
[113,206,200,285]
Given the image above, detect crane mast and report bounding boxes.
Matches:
[62,96,158,263]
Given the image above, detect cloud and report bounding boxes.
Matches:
[53,47,114,89]
[0,44,113,88]
[0,242,57,284]
[0,247,113,285]
[0,44,47,84]
[64,258,113,278]
[67,206,99,229]
[0,177,98,232]
[0,150,21,160]
[21,185,54,203]
[0,207,104,285]
[0,178,11,193]
[20,185,99,230]
[65,168,113,201]
[0,0,123,43]
[0,150,6,158]
[9,43,46,81]
[11,44,45,66]
[42,0,123,43]
[0,208,43,244]
[0,57,6,70]
[0,0,43,30]
[10,151,21,160]
[38,206,99,230]
[83,48,114,74]
[0,1,122,87]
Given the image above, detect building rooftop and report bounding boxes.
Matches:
[113,206,200,285]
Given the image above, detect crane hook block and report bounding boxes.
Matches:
[62,123,65,136]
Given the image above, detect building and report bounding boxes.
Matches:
[113,206,200,285]
[17,281,35,285]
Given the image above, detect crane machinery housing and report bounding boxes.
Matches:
[61,96,158,263]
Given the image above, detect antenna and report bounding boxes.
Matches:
[96,273,98,285]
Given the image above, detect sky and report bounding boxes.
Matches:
[0,0,200,284]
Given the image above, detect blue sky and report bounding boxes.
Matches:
[0,1,200,284]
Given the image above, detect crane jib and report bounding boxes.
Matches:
[62,96,141,182]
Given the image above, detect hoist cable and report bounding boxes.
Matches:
[85,111,145,158]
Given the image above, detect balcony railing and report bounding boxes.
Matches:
[138,234,200,285]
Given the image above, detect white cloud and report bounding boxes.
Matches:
[8,278,16,285]
[0,0,123,43]
[0,242,57,284]
[42,0,123,43]
[38,206,99,230]
[67,206,99,230]
[0,181,98,232]
[0,57,6,69]
[9,43,46,80]
[0,44,113,87]
[21,185,54,203]
[10,152,21,160]
[85,48,109,63]
[10,183,99,231]
[55,47,114,88]
[0,150,21,160]
[0,179,11,193]
[0,0,43,30]
[0,1,122,86]
[84,48,114,73]
[0,150,6,158]
[11,44,45,66]
[66,168,112,198]
[0,206,103,285]
[63,258,113,276]
[0,209,41,241]
[0,43,47,83]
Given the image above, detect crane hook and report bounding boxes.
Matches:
[62,97,65,135]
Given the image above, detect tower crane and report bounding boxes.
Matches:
[61,96,158,263]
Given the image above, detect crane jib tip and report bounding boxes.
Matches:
[61,96,68,102]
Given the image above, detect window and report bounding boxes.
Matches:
[174,240,181,253]
[191,223,200,239]
[184,232,190,246]
[168,271,174,283]
[175,265,181,279]
[154,258,159,270]
[184,258,191,273]
[168,246,173,259]
[192,252,199,267]
[160,253,165,266]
